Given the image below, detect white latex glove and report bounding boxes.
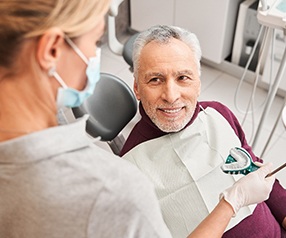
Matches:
[220,163,275,214]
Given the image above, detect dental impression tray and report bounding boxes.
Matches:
[221,147,260,175]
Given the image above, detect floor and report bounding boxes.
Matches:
[99,42,286,187]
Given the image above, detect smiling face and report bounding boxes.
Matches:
[134,38,201,132]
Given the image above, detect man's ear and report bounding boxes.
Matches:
[36,27,65,71]
[133,78,141,101]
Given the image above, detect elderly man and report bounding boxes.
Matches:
[121,25,286,238]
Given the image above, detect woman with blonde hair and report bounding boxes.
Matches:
[0,1,275,237]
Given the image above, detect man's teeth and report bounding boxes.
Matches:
[162,108,181,113]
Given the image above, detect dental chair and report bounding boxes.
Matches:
[72,73,138,155]
[72,0,138,154]
[108,0,139,71]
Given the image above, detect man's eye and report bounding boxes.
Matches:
[150,78,160,82]
[178,75,188,80]
[178,75,192,82]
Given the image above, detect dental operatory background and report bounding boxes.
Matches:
[65,0,286,186]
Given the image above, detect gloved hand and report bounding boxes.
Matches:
[220,162,275,214]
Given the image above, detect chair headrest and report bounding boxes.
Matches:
[72,73,137,141]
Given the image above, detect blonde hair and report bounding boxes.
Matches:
[0,0,110,67]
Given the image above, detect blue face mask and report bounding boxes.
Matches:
[49,36,101,108]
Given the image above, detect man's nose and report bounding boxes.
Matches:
[161,80,180,104]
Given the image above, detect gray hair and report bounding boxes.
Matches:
[132,25,202,78]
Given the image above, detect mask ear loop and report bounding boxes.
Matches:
[64,36,89,65]
[48,66,68,89]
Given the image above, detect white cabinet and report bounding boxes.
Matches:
[130,0,243,63]
[130,0,174,28]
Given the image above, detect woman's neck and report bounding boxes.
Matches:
[0,80,58,142]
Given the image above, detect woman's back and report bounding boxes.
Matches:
[0,117,171,238]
